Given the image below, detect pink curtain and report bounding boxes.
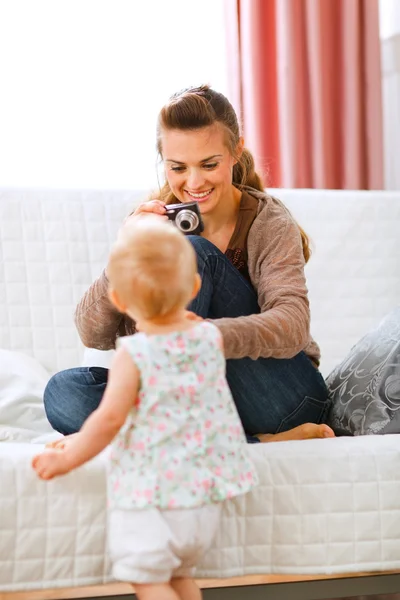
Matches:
[226,0,383,189]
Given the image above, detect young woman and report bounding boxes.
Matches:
[44,85,334,444]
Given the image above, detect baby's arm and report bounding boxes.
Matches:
[33,347,139,480]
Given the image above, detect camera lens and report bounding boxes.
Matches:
[175,210,199,233]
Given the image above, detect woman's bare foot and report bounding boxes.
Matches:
[256,423,335,443]
[45,433,78,450]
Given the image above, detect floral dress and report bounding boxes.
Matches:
[109,321,258,510]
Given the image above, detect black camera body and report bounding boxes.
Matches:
[165,202,204,236]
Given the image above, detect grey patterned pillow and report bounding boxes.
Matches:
[326,307,400,436]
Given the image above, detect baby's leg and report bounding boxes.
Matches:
[171,577,202,600]
[134,582,180,600]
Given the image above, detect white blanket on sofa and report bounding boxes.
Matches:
[0,349,56,443]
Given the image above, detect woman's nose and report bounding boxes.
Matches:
[186,168,205,190]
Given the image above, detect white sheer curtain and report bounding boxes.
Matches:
[0,0,229,189]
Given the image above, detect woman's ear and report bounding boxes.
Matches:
[232,137,244,166]
[236,136,244,159]
[109,288,126,313]
[191,273,201,299]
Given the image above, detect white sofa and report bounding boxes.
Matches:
[1,187,400,596]
[1,187,399,378]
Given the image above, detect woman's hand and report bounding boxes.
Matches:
[126,200,167,224]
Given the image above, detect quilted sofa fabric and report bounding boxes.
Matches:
[0,189,143,373]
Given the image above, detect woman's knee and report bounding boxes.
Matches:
[44,367,106,435]
[44,369,79,434]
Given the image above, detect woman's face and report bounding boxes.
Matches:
[161,125,239,216]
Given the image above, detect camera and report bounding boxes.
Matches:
[165,202,204,236]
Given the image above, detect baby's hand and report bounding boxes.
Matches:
[32,449,71,480]
[45,433,79,451]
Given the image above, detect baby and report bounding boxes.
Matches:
[33,217,258,600]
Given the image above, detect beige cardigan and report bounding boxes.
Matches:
[75,187,321,365]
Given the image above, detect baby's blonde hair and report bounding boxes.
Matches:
[107,217,198,320]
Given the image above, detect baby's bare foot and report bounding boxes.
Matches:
[256,423,335,443]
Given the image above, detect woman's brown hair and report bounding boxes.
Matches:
[156,85,311,262]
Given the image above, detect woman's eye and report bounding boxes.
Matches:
[203,162,218,170]
[171,166,186,172]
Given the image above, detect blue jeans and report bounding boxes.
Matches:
[44,237,329,442]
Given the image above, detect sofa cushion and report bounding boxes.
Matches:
[327,307,400,436]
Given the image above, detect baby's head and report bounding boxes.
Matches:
[107,217,200,322]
